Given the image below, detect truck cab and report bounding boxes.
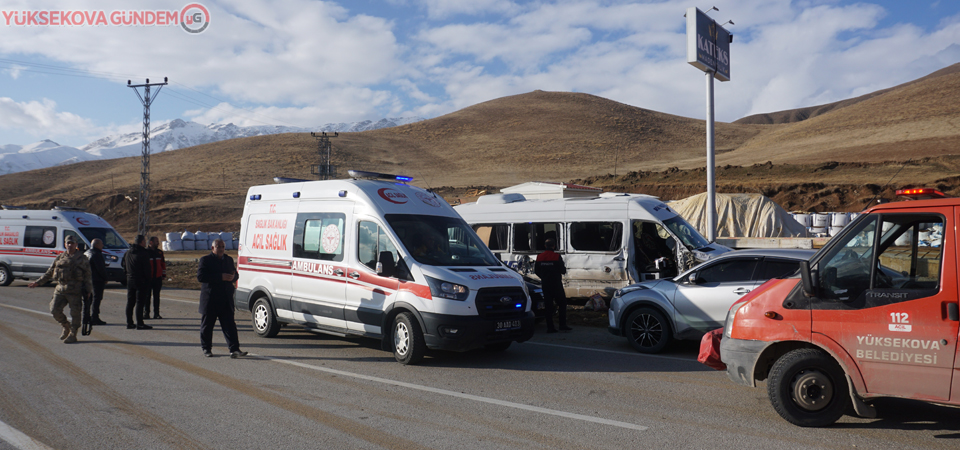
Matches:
[719,197,960,426]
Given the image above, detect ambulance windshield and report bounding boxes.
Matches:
[79,227,129,249]
[386,214,501,267]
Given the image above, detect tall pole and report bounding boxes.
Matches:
[128,78,167,238]
[705,71,717,242]
[310,132,338,180]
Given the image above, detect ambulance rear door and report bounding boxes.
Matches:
[810,209,958,401]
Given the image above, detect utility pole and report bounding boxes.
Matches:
[310,131,338,180]
[128,77,167,238]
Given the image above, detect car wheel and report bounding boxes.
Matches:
[252,298,280,338]
[625,307,670,353]
[767,348,849,427]
[393,312,425,365]
[484,342,511,352]
[0,265,12,286]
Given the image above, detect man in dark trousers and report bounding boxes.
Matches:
[535,238,571,333]
[198,238,247,358]
[123,235,152,330]
[84,238,108,326]
[146,236,166,319]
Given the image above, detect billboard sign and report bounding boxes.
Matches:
[686,7,731,81]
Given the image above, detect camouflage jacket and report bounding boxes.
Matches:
[36,251,94,296]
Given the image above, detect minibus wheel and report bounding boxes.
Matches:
[252,298,280,338]
[0,265,11,286]
[393,312,425,365]
[625,307,670,353]
[767,348,849,427]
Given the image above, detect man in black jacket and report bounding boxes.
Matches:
[123,235,152,330]
[197,238,247,358]
[534,238,571,333]
[84,238,108,326]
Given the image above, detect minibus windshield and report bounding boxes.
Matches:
[386,214,501,267]
[662,216,710,250]
[79,227,129,249]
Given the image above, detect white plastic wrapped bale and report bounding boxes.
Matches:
[792,213,812,227]
[812,213,831,228]
[195,231,208,241]
[166,232,182,242]
[162,241,171,251]
[181,231,196,241]
[182,239,196,251]
[168,240,184,251]
[220,232,233,243]
[831,213,850,227]
[223,239,234,251]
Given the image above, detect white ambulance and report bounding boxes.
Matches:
[0,206,129,286]
[235,171,535,364]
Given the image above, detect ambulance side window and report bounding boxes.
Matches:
[295,213,345,262]
[63,230,87,251]
[24,226,57,248]
[358,221,399,278]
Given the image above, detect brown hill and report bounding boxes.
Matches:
[3,64,960,236]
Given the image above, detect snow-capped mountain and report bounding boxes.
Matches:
[0,139,98,175]
[0,117,423,175]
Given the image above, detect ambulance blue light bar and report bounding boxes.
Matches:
[347,170,413,183]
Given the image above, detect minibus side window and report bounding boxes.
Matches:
[472,224,509,251]
[514,222,562,252]
[358,221,400,278]
[295,213,345,262]
[570,222,622,252]
[24,226,57,248]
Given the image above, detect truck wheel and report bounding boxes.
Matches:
[767,348,849,427]
[485,342,511,352]
[625,307,670,353]
[393,312,425,365]
[252,298,280,338]
[0,265,12,286]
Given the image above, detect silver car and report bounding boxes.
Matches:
[607,248,816,353]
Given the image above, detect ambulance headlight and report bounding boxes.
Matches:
[425,276,469,301]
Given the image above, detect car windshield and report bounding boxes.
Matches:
[79,227,128,249]
[385,214,501,267]
[662,216,710,250]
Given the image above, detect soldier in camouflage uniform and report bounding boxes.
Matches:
[28,235,94,344]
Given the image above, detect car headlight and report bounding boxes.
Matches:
[104,254,119,262]
[724,301,747,338]
[425,276,469,301]
[614,285,644,298]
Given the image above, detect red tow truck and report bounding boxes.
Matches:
[718,191,959,426]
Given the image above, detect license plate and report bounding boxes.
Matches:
[495,320,521,331]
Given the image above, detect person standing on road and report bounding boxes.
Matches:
[197,238,247,358]
[84,238,108,326]
[122,235,152,330]
[535,238,571,333]
[146,236,166,319]
[28,235,94,344]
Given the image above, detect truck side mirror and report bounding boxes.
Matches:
[799,260,817,297]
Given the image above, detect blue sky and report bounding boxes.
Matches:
[0,0,958,148]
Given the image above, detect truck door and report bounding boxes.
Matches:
[811,210,958,401]
[345,219,400,335]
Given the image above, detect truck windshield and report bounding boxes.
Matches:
[79,227,129,249]
[385,214,501,267]
[662,216,710,250]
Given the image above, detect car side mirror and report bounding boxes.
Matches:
[687,273,698,284]
[800,260,817,297]
[376,261,383,274]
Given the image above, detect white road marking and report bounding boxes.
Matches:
[103,290,197,304]
[0,303,47,316]
[0,303,648,431]
[526,341,699,363]
[259,354,648,431]
[0,418,53,450]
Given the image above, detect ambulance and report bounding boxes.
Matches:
[0,206,129,286]
[235,171,535,364]
[719,194,960,426]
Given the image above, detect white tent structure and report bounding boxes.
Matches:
[670,193,810,239]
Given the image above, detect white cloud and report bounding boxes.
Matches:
[417,0,520,19]
[0,97,94,137]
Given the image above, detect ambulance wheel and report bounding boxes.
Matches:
[625,307,670,353]
[0,265,11,286]
[393,312,425,365]
[252,298,280,338]
[768,348,849,427]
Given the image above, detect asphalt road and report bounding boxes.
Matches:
[1,282,959,449]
